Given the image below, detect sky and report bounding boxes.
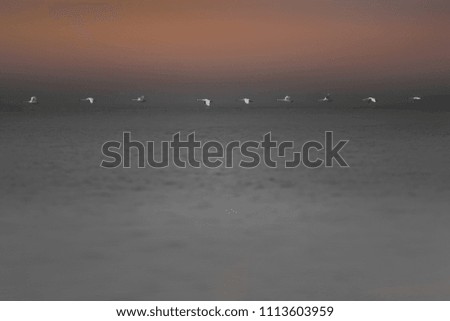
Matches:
[1,0,449,97]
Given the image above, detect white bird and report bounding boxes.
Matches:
[25,96,38,104]
[277,95,293,103]
[197,98,212,107]
[81,97,95,104]
[238,98,253,105]
[132,95,146,102]
[318,93,333,102]
[409,96,422,102]
[362,97,377,103]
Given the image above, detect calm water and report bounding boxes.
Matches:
[0,106,449,300]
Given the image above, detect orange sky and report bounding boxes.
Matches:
[1,0,449,92]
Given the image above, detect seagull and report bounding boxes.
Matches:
[277,95,293,103]
[318,93,333,102]
[81,97,95,104]
[25,96,38,104]
[408,96,422,102]
[238,98,253,105]
[197,98,212,108]
[132,95,146,102]
[362,97,377,103]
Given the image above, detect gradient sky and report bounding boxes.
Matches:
[1,0,449,95]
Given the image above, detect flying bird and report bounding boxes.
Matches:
[81,97,95,104]
[318,94,333,102]
[362,97,377,103]
[408,96,422,102]
[197,98,212,107]
[132,95,146,102]
[238,98,253,105]
[25,96,38,104]
[277,96,293,103]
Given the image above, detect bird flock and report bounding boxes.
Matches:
[21,94,422,107]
